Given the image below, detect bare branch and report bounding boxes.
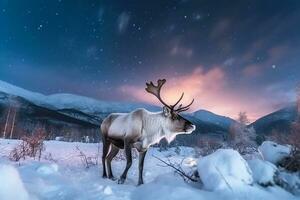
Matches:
[76,146,98,169]
[152,155,198,182]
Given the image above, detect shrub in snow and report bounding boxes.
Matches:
[197,149,253,191]
[228,123,257,154]
[275,171,300,195]
[195,137,224,156]
[248,159,277,186]
[76,146,98,168]
[9,130,46,161]
[258,141,291,164]
[278,147,300,172]
[0,165,29,200]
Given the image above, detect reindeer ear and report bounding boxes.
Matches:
[163,106,171,117]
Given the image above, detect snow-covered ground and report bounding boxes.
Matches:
[0,139,298,200]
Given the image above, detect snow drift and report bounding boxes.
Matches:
[248,159,278,185]
[0,140,298,200]
[258,141,291,164]
[0,164,29,200]
[197,149,253,190]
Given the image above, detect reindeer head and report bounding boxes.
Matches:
[145,79,196,135]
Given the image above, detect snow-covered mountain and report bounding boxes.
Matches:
[0,80,236,123]
[0,91,100,141]
[0,80,237,144]
[250,103,298,135]
[190,109,235,129]
[0,80,45,103]
[0,80,160,115]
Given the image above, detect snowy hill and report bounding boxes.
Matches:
[0,80,161,142]
[250,104,297,135]
[0,80,236,124]
[0,139,298,200]
[0,80,238,144]
[176,112,236,146]
[0,91,100,141]
[190,109,235,129]
[0,80,160,115]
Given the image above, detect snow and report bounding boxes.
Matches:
[103,186,113,195]
[248,159,277,185]
[197,149,253,191]
[36,163,59,175]
[277,171,300,195]
[132,173,297,200]
[258,141,291,164]
[0,80,45,104]
[0,139,298,200]
[45,93,158,114]
[0,164,30,200]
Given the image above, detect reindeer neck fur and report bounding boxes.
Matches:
[141,110,179,148]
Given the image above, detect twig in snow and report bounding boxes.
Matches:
[76,146,97,169]
[215,166,233,192]
[153,155,198,182]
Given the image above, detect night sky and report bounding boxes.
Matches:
[1,0,300,121]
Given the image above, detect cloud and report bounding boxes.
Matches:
[242,44,289,77]
[169,38,193,58]
[210,19,231,39]
[3,62,293,123]
[268,45,288,62]
[170,45,193,58]
[119,66,294,122]
[120,67,225,109]
[117,12,130,33]
[223,58,235,67]
[243,64,262,77]
[120,67,239,119]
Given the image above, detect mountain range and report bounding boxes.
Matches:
[0,80,297,145]
[250,103,298,135]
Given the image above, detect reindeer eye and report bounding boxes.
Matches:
[172,114,178,120]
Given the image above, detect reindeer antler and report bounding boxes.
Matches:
[174,99,194,113]
[145,79,194,113]
[145,79,170,108]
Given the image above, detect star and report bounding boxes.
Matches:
[37,24,43,30]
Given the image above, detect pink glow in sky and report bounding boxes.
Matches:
[120,67,293,122]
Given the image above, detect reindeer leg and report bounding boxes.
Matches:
[102,137,111,178]
[106,144,119,180]
[118,140,132,184]
[137,150,147,186]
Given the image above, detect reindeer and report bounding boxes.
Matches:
[100,79,196,185]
